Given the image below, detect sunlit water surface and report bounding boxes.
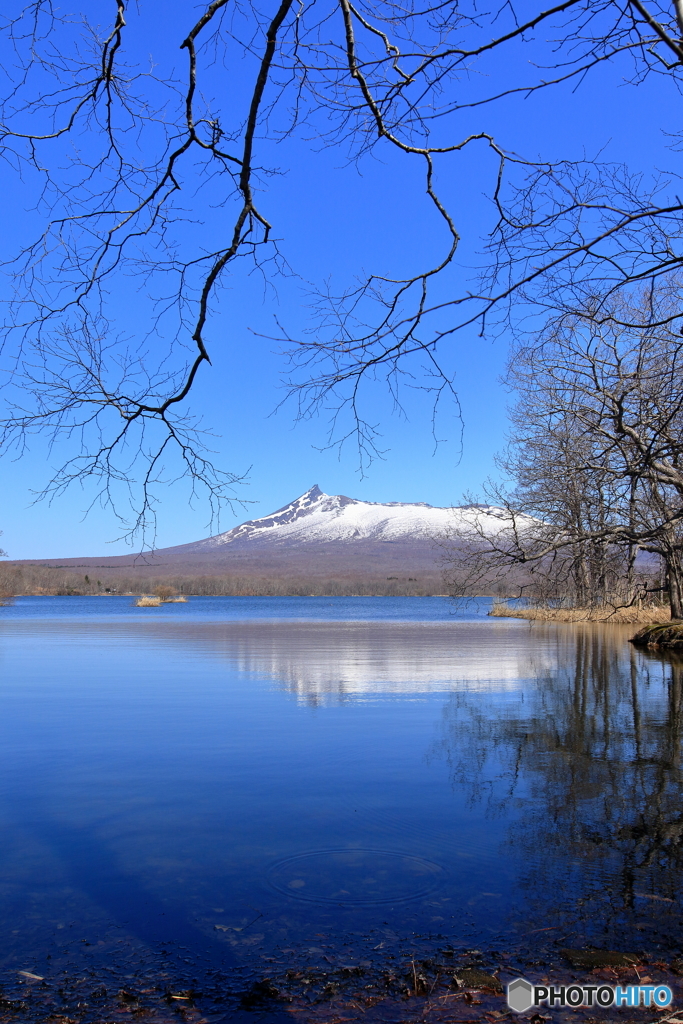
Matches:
[0,596,681,1017]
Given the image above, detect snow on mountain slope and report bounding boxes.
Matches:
[184,485,521,551]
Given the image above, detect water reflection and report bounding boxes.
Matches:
[1,618,543,700]
[2,610,683,987]
[221,620,546,700]
[436,625,683,949]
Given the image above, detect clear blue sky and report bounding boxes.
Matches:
[0,1,672,558]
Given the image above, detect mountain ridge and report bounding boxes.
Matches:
[164,484,514,553]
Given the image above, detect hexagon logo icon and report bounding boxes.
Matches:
[507,977,535,1013]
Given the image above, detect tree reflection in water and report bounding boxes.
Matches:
[437,627,683,951]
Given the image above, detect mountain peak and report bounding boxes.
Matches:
[303,484,323,500]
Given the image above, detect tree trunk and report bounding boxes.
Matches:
[667,557,683,620]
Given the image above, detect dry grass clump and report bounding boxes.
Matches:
[135,589,188,607]
[490,600,666,624]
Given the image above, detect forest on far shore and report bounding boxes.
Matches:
[0,563,446,599]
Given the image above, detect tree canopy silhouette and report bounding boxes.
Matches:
[1,0,682,540]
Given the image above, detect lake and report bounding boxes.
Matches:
[0,596,681,1022]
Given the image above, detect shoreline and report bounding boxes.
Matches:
[489,601,668,625]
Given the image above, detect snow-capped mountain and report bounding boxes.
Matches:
[17,486,527,595]
[177,484,514,551]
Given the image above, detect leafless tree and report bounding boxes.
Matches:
[444,285,683,617]
[2,0,683,541]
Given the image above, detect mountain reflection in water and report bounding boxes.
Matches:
[210,618,546,699]
[0,604,682,1019]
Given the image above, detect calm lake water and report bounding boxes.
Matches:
[0,596,681,1019]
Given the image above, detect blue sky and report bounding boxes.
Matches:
[0,1,674,558]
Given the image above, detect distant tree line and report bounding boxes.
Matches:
[445,284,683,618]
[0,564,443,599]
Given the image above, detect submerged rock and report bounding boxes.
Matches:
[240,978,284,1008]
[560,948,640,969]
[453,967,503,991]
[630,622,683,648]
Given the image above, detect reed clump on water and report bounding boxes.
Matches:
[489,599,667,624]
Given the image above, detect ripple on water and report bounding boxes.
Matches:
[267,848,445,905]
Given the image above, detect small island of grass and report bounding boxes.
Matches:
[135,586,188,608]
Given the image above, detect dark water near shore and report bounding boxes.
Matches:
[0,596,682,1020]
